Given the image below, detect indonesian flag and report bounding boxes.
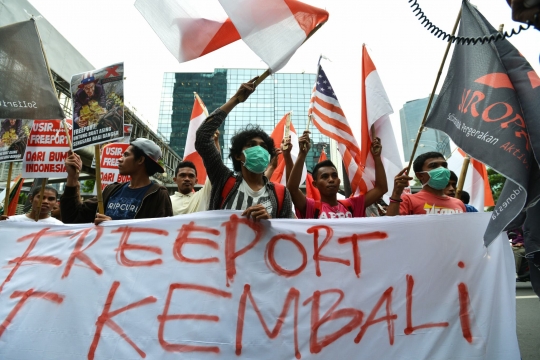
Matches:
[306,150,327,200]
[135,0,328,72]
[360,45,403,196]
[269,112,306,185]
[183,95,209,183]
[447,147,495,211]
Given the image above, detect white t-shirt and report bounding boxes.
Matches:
[225,180,273,214]
[170,177,212,215]
[4,214,63,224]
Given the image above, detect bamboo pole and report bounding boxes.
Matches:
[3,162,13,216]
[406,8,462,174]
[455,154,470,200]
[94,145,105,214]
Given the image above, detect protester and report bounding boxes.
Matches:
[51,202,62,221]
[458,190,479,212]
[444,171,479,212]
[61,138,172,224]
[506,0,540,30]
[195,77,294,220]
[387,152,466,216]
[171,131,220,215]
[0,186,63,224]
[444,170,458,198]
[286,131,387,219]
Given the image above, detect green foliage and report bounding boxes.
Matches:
[81,179,96,193]
[18,192,28,205]
[487,167,506,210]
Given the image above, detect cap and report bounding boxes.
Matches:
[78,73,98,88]
[131,138,165,174]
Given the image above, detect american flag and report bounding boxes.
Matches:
[309,65,367,194]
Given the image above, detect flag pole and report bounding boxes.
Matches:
[455,154,470,200]
[94,145,105,214]
[3,162,13,216]
[406,8,462,174]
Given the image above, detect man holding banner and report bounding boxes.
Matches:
[61,138,172,224]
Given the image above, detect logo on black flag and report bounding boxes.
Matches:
[424,1,540,245]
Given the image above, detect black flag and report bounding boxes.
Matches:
[0,19,65,120]
[425,0,540,246]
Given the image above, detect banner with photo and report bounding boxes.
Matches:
[70,63,124,150]
[0,119,32,163]
[22,119,72,178]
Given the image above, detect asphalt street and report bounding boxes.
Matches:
[516,282,540,360]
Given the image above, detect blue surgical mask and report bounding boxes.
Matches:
[242,146,270,174]
[420,167,451,190]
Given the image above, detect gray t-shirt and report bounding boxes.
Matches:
[224,179,273,214]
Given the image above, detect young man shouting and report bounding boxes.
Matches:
[287,131,388,219]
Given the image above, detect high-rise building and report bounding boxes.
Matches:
[400,96,451,163]
[158,69,329,172]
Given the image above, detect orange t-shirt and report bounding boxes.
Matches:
[400,191,466,215]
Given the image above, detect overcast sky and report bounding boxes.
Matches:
[29,0,540,160]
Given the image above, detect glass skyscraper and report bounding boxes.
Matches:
[158,69,329,171]
[400,96,451,163]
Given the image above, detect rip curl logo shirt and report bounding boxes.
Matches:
[105,183,152,220]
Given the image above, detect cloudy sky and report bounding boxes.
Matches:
[29,0,540,159]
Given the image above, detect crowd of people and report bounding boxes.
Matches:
[8,79,525,283]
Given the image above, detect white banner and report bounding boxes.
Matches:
[0,212,519,359]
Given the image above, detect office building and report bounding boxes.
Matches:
[400,96,451,163]
[158,69,329,172]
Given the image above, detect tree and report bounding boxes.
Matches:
[81,179,96,194]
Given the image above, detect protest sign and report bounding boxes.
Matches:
[97,143,130,191]
[0,212,518,359]
[70,63,124,150]
[0,119,32,163]
[21,119,72,177]
[91,124,132,169]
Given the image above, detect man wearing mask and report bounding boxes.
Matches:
[195,78,294,220]
[387,152,466,216]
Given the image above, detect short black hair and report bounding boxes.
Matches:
[460,190,470,204]
[449,170,458,183]
[175,161,197,177]
[31,185,58,199]
[312,159,337,180]
[413,151,445,173]
[229,125,275,172]
[131,144,160,176]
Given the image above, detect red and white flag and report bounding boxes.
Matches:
[309,64,366,195]
[184,94,209,183]
[269,112,306,185]
[360,45,403,196]
[135,0,328,72]
[447,147,495,211]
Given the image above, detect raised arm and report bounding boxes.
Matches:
[286,131,310,216]
[386,168,413,216]
[363,137,388,207]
